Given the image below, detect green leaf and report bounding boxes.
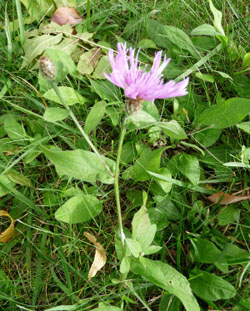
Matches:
[41,145,115,184]
[147,20,199,59]
[84,101,106,134]
[131,257,200,311]
[4,115,27,140]
[23,34,62,66]
[44,87,86,106]
[195,128,221,147]
[159,121,187,139]
[91,307,122,311]
[90,80,121,102]
[45,48,76,81]
[93,55,112,79]
[191,24,222,36]
[190,269,236,301]
[129,147,165,181]
[43,107,70,122]
[242,52,250,69]
[126,111,157,130]
[192,239,221,263]
[208,0,225,36]
[120,256,131,274]
[177,153,200,185]
[218,206,240,225]
[199,98,250,129]
[195,72,215,83]
[126,238,142,258]
[132,205,157,252]
[237,122,250,134]
[55,194,103,224]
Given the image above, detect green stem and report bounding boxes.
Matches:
[115,119,127,245]
[50,81,114,178]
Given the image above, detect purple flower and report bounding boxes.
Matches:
[104,42,189,102]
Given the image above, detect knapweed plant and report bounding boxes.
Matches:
[1,0,250,310]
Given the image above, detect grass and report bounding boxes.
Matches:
[0,0,250,310]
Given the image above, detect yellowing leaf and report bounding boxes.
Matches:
[51,7,83,26]
[0,211,14,243]
[84,232,106,280]
[207,192,250,205]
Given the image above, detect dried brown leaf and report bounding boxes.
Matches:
[207,192,250,205]
[51,7,83,26]
[0,210,14,243]
[84,232,106,280]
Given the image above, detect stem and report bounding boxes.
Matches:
[50,81,114,178]
[115,119,127,245]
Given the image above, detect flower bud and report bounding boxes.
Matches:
[125,98,143,115]
[39,56,56,80]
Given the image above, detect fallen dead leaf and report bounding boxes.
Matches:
[0,210,14,243]
[51,7,83,26]
[84,232,106,280]
[207,192,250,205]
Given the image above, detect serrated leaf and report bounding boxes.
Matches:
[44,107,70,122]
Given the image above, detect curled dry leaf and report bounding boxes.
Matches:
[84,232,106,280]
[207,192,250,205]
[51,7,83,26]
[0,210,14,243]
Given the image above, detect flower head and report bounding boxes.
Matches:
[104,43,189,105]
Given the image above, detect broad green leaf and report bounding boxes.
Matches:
[242,52,250,68]
[218,206,240,225]
[53,0,77,7]
[84,101,106,134]
[208,0,225,36]
[195,128,221,147]
[20,0,54,20]
[41,145,115,184]
[126,111,157,130]
[23,34,62,66]
[6,170,33,187]
[195,72,215,83]
[132,205,157,252]
[191,24,222,36]
[55,194,103,224]
[127,112,187,139]
[131,257,200,311]
[177,153,200,185]
[192,239,221,263]
[120,256,131,274]
[157,168,172,193]
[77,49,96,75]
[137,39,157,49]
[147,20,199,59]
[45,48,76,81]
[93,55,111,79]
[126,238,142,258]
[237,122,250,134]
[199,98,250,129]
[43,107,69,122]
[90,80,121,102]
[190,269,236,301]
[4,115,27,140]
[0,175,15,197]
[159,121,187,139]
[130,147,165,181]
[44,87,86,106]
[45,305,78,311]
